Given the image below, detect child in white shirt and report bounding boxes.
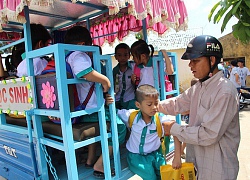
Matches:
[116,85,181,180]
[17,23,52,77]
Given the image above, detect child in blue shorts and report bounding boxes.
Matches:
[116,85,181,180]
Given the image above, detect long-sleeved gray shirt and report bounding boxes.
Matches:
[159,71,240,180]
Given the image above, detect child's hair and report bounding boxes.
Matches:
[115,43,130,54]
[230,60,238,67]
[11,45,24,67]
[191,78,199,86]
[130,40,154,61]
[64,26,92,45]
[22,24,51,50]
[135,84,159,103]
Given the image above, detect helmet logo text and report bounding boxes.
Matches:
[206,43,220,51]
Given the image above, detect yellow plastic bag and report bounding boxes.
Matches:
[160,163,196,180]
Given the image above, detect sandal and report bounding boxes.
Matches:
[93,169,115,179]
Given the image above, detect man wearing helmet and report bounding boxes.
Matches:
[160,35,240,180]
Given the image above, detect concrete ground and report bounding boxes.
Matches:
[237,106,250,180]
[165,106,250,180]
[1,107,249,180]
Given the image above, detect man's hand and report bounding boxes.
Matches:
[162,120,176,136]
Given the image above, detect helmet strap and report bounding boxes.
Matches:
[200,56,217,82]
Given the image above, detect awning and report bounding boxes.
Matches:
[0,0,188,44]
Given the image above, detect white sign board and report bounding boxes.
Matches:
[0,77,34,115]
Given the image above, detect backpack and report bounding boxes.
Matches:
[165,75,173,92]
[41,52,95,124]
[128,110,170,158]
[133,65,141,89]
[133,65,172,92]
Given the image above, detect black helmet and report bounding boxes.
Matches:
[182,35,223,60]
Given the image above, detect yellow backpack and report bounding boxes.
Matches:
[128,110,170,158]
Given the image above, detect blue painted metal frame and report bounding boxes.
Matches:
[0,5,120,179]
[61,0,106,10]
[51,9,109,31]
[152,52,181,124]
[23,43,120,179]
[0,4,182,180]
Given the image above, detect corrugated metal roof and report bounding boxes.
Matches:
[148,27,203,50]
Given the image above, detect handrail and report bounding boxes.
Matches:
[0,38,25,51]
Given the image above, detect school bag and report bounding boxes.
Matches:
[133,65,141,89]
[128,110,170,158]
[133,65,173,92]
[165,75,173,92]
[40,52,95,124]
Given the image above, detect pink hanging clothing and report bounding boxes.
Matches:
[148,0,162,25]
[91,23,105,46]
[130,0,147,20]
[152,22,168,35]
[102,20,109,44]
[98,23,105,46]
[118,16,128,41]
[90,26,98,45]
[129,15,143,32]
[160,0,175,30]
[109,17,121,43]
[177,0,188,30]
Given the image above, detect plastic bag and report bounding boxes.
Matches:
[160,163,196,180]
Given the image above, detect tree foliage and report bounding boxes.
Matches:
[209,0,250,44]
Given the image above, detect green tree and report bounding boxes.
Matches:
[209,0,250,44]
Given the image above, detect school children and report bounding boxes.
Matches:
[63,26,126,178]
[16,23,52,77]
[113,43,137,109]
[130,39,174,89]
[116,85,181,180]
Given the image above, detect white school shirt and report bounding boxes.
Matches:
[117,109,169,155]
[137,57,167,88]
[113,61,136,102]
[238,67,250,86]
[138,66,154,87]
[17,57,48,77]
[66,51,98,109]
[229,67,241,88]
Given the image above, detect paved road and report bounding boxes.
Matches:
[167,107,250,180]
[0,107,249,180]
[238,106,250,180]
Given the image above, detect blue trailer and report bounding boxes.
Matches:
[0,1,183,179]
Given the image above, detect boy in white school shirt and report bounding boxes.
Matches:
[116,84,181,180]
